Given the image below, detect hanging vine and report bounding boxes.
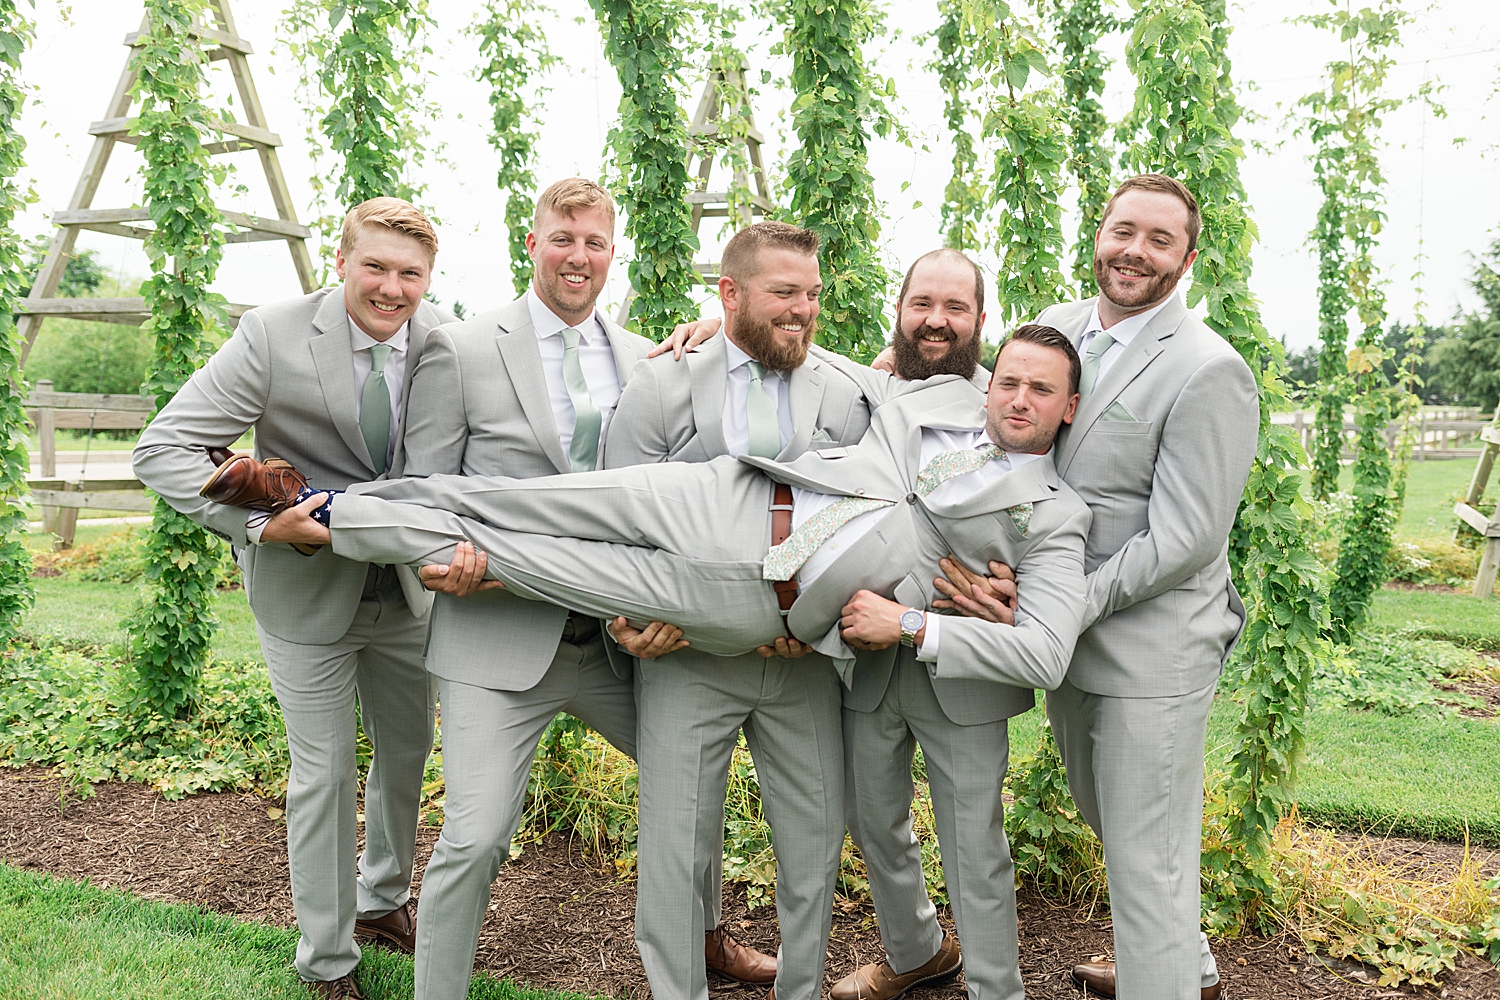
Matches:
[1119,0,1330,912]
[1051,0,1115,290]
[472,0,556,297]
[123,0,230,717]
[589,0,699,342]
[0,1,34,642]
[932,0,990,253]
[1296,0,1410,640]
[776,0,898,361]
[281,0,436,276]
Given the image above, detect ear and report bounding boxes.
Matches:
[719,275,739,311]
[334,247,348,281]
[524,231,538,260]
[1063,392,1079,425]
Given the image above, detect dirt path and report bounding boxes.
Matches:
[2,768,1496,999]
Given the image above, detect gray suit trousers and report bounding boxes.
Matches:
[844,654,1023,1000]
[1046,678,1219,1000]
[257,586,435,983]
[415,633,638,1000]
[635,651,845,1000]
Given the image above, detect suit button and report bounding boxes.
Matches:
[855,488,866,496]
[906,493,918,504]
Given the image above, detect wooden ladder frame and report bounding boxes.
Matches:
[16,0,315,365]
[1454,410,1500,596]
[615,59,773,325]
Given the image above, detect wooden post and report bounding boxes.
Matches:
[34,379,57,536]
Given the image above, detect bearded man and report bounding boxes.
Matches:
[880,248,992,388]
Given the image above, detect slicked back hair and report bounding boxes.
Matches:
[533,177,617,234]
[999,323,1080,397]
[720,221,821,284]
[340,197,439,260]
[895,247,985,314]
[1099,173,1202,254]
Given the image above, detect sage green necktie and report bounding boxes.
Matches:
[1078,330,1116,404]
[745,360,782,459]
[762,444,1004,581]
[560,326,602,472]
[360,343,393,475]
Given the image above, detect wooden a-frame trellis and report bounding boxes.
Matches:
[1454,410,1500,597]
[615,58,775,325]
[16,0,315,365]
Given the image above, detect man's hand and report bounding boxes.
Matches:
[932,557,1016,625]
[260,492,332,546]
[647,316,723,360]
[420,540,505,596]
[840,589,916,651]
[871,346,897,374]
[611,617,689,659]
[757,636,813,659]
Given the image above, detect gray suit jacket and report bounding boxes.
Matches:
[1035,294,1259,697]
[402,296,654,691]
[133,287,454,644]
[745,377,1094,724]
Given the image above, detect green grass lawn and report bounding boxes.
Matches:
[0,864,580,1000]
[1370,588,1500,649]
[1338,457,1476,539]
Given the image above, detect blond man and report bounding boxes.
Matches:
[134,198,455,998]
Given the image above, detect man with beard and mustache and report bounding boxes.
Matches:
[600,220,872,1000]
[942,174,1258,1000]
[882,248,993,389]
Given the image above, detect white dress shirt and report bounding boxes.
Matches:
[722,336,794,457]
[528,289,623,459]
[788,427,1044,657]
[248,312,409,544]
[1076,294,1173,384]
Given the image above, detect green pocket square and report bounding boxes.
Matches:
[1100,400,1139,422]
[1005,501,1032,536]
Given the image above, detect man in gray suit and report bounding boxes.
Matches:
[603,220,870,1000]
[379,177,739,1000]
[944,175,1259,1000]
[133,198,453,998]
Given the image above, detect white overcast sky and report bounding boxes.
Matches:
[15,0,1500,351]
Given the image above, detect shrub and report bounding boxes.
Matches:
[1311,630,1495,718]
[24,318,154,398]
[32,527,240,589]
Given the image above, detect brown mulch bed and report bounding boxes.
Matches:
[1442,677,1500,719]
[2,768,1497,999]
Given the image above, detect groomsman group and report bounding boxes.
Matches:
[134,171,1259,1000]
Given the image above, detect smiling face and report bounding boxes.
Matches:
[892,253,985,380]
[335,225,434,341]
[527,204,615,326]
[985,339,1078,454]
[719,246,822,372]
[1092,188,1198,323]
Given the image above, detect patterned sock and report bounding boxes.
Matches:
[293,486,342,527]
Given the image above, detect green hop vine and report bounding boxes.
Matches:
[776,0,898,361]
[1051,0,1116,290]
[589,0,699,342]
[1296,0,1410,640]
[124,0,232,717]
[0,1,35,642]
[933,0,989,252]
[473,0,555,297]
[1119,0,1330,910]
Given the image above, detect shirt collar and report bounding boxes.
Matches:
[348,313,408,354]
[527,288,605,344]
[1081,294,1174,348]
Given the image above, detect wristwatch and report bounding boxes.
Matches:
[898,608,925,648]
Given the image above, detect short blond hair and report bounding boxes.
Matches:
[340,197,439,260]
[533,177,616,234]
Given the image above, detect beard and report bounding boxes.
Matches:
[891,321,983,381]
[732,309,816,372]
[986,407,1059,455]
[1093,250,1186,310]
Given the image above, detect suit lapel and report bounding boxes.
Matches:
[688,338,729,458]
[494,303,573,476]
[602,315,648,387]
[1057,295,1186,473]
[930,453,1059,519]
[388,302,441,477]
[308,293,375,472]
[903,396,988,486]
[784,360,827,459]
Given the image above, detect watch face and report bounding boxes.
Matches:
[900,610,925,633]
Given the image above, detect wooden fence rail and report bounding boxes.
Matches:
[1273,407,1491,460]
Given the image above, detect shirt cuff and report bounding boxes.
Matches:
[245,511,271,545]
[916,612,939,663]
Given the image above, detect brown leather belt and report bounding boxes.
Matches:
[770,482,798,637]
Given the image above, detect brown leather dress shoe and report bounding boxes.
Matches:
[355,898,416,954]
[706,924,778,984]
[305,974,364,999]
[1070,961,1223,1000]
[830,931,962,1000]
[199,452,310,514]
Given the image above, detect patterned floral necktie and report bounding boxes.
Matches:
[762,444,1004,582]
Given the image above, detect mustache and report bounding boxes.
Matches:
[907,323,957,342]
[1104,253,1160,276]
